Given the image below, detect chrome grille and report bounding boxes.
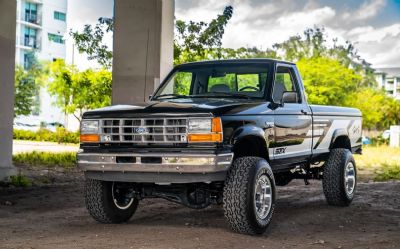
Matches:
[100,118,188,143]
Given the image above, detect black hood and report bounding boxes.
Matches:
[82,98,272,119]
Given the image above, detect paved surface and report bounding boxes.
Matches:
[12,140,79,154]
[0,169,399,249]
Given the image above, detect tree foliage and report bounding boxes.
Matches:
[46,60,112,121]
[297,57,362,106]
[174,6,233,64]
[70,17,113,69]
[67,8,400,130]
[14,52,42,117]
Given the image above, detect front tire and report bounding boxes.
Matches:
[85,178,139,223]
[223,157,276,235]
[323,148,357,206]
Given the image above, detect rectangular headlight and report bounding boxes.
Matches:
[80,120,99,134]
[188,118,212,133]
[188,117,223,143]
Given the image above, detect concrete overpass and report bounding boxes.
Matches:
[0,0,174,180]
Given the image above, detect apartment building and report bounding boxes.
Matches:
[375,68,400,100]
[15,0,69,128]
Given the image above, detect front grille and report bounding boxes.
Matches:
[99,118,188,143]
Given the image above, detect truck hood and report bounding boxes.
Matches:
[82,98,272,118]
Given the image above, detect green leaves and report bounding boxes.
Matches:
[70,17,113,69]
[14,52,42,117]
[298,57,362,106]
[174,6,233,64]
[46,60,112,122]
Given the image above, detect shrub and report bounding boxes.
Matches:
[13,127,79,144]
[370,136,389,146]
[374,163,400,181]
[12,151,77,169]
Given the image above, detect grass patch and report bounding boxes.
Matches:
[13,151,77,169]
[13,128,79,144]
[354,145,400,181]
[10,174,32,187]
[374,163,400,181]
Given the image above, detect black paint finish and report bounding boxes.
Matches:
[81,59,362,172]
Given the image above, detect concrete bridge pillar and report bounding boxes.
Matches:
[0,0,17,180]
[112,0,174,104]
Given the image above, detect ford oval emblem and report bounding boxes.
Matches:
[135,127,149,134]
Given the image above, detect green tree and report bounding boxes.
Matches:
[344,88,400,129]
[70,17,113,69]
[46,60,112,121]
[70,6,234,67]
[14,66,39,116]
[174,6,233,64]
[14,52,42,116]
[297,57,362,106]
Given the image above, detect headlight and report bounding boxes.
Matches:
[189,119,212,133]
[188,117,223,143]
[80,120,99,134]
[80,120,99,143]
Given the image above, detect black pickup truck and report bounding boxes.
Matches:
[78,59,362,235]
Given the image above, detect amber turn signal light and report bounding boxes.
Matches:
[80,134,100,143]
[188,117,223,143]
[188,133,222,143]
[211,117,222,133]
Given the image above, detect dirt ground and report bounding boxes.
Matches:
[0,167,399,249]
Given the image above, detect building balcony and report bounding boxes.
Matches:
[26,0,43,4]
[18,36,41,50]
[385,84,394,91]
[24,13,42,26]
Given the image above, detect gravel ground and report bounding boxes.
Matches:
[0,167,399,249]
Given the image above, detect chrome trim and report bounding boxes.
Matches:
[98,117,189,143]
[77,152,233,174]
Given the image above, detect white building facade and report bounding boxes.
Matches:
[15,0,69,128]
[375,68,400,100]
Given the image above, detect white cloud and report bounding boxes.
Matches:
[277,7,335,29]
[176,0,400,67]
[66,0,400,68]
[342,0,386,21]
[348,24,400,42]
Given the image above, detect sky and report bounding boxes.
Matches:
[67,0,400,69]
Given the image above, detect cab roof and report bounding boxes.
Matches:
[175,58,295,69]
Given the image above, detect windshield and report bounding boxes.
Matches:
[153,63,271,100]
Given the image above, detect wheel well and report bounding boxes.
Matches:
[330,135,351,151]
[233,136,269,161]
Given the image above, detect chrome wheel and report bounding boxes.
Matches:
[111,182,134,210]
[344,162,356,196]
[254,174,272,220]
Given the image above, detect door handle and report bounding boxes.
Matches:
[301,109,308,115]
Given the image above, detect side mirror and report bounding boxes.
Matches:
[148,95,152,101]
[281,91,298,104]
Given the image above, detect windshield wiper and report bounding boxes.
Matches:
[191,92,252,99]
[154,93,188,99]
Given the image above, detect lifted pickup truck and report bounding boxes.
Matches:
[78,59,362,235]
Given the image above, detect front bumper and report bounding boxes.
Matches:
[77,152,233,183]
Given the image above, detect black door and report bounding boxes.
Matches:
[271,64,312,167]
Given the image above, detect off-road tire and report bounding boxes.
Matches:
[323,148,357,206]
[223,157,276,235]
[85,178,138,223]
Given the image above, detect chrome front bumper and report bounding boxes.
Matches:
[77,152,233,174]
